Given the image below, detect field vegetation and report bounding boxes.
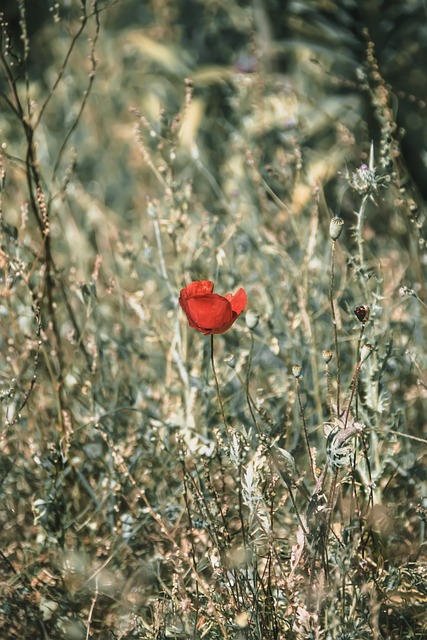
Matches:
[0,1,426,638]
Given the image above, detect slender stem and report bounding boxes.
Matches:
[345,359,365,545]
[180,455,200,630]
[295,378,316,483]
[356,324,365,361]
[355,325,365,418]
[344,360,363,429]
[325,363,333,420]
[210,334,228,431]
[355,194,369,280]
[325,462,346,574]
[51,2,100,187]
[34,4,90,130]
[329,240,341,415]
[245,330,258,427]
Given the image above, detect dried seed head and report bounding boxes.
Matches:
[322,349,333,364]
[292,364,302,378]
[245,309,260,330]
[329,217,344,240]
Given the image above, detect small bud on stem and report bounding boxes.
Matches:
[329,217,344,240]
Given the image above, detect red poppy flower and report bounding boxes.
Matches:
[179,280,247,335]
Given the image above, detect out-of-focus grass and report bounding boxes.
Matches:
[0,1,426,638]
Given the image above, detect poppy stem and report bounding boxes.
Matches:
[210,334,228,431]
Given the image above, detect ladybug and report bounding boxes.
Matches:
[354,305,370,323]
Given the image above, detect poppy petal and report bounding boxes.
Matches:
[210,317,236,334]
[186,294,232,332]
[228,288,247,315]
[179,280,214,301]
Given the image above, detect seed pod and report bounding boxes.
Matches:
[329,217,344,240]
[245,309,260,330]
[322,349,333,363]
[292,364,302,378]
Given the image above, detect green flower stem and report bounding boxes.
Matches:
[210,334,229,433]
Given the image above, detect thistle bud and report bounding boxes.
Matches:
[245,309,260,330]
[292,364,302,378]
[322,349,333,364]
[329,217,344,240]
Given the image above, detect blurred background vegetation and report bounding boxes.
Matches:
[0,0,426,638]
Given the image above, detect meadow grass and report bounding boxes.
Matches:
[0,1,426,638]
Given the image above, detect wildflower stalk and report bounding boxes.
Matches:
[180,462,200,623]
[354,193,370,295]
[349,143,382,297]
[246,327,254,400]
[294,372,316,483]
[210,335,229,434]
[355,324,365,418]
[344,344,372,429]
[326,367,333,419]
[245,325,258,427]
[322,350,333,420]
[326,466,340,540]
[329,239,341,416]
